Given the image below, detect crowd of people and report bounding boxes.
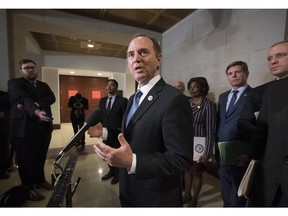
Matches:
[1,36,288,207]
[88,36,288,207]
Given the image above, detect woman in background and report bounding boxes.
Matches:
[182,77,217,207]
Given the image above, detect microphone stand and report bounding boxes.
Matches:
[48,151,80,207]
[49,129,85,207]
[48,108,104,207]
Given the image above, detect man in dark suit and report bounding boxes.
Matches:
[0,90,11,179]
[216,61,252,207]
[99,79,128,184]
[68,93,89,151]
[238,41,288,140]
[248,40,288,207]
[88,34,193,207]
[8,59,55,201]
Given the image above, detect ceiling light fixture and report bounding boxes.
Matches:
[87,40,94,48]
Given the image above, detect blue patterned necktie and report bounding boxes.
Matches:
[226,90,239,115]
[126,90,143,126]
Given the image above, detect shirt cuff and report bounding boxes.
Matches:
[128,153,136,174]
[102,127,108,141]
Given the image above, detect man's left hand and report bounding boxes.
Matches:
[93,133,133,169]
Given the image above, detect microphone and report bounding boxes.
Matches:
[54,108,104,166]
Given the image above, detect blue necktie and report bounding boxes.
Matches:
[226,90,239,115]
[126,90,143,126]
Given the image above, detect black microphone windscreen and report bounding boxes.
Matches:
[85,108,104,126]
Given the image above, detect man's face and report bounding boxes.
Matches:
[173,81,185,92]
[226,65,248,88]
[127,36,161,87]
[107,80,118,95]
[19,62,38,81]
[267,43,288,78]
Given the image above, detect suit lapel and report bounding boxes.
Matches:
[220,91,229,119]
[225,86,250,118]
[125,79,164,129]
[106,95,119,116]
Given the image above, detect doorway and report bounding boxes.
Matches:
[59,75,108,123]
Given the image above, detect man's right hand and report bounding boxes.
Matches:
[34,109,52,122]
[87,122,103,138]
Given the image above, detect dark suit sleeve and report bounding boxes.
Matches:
[237,89,257,139]
[36,82,56,109]
[68,96,75,108]
[83,97,89,110]
[251,88,269,160]
[8,79,38,117]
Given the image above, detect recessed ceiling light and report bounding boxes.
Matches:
[87,40,94,48]
[70,71,75,74]
[87,43,94,48]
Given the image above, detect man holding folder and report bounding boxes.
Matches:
[216,61,252,207]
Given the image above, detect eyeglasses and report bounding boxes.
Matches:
[21,66,37,71]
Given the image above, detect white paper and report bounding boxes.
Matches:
[193,137,206,161]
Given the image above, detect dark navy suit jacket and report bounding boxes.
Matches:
[119,78,194,207]
[8,77,55,138]
[217,86,252,142]
[250,77,288,206]
[99,94,127,148]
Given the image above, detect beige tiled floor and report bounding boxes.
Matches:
[0,123,223,208]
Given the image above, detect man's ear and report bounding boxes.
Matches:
[157,53,162,62]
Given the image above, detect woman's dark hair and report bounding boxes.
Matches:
[187,77,209,97]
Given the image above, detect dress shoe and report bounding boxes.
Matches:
[35,181,53,190]
[101,172,114,181]
[28,190,45,201]
[111,177,119,185]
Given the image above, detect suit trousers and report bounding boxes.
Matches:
[218,164,247,207]
[13,122,52,189]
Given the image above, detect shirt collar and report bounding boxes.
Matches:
[137,75,161,103]
[230,84,248,95]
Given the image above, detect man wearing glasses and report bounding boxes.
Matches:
[8,59,56,201]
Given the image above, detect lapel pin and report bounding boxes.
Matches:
[148,95,153,101]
